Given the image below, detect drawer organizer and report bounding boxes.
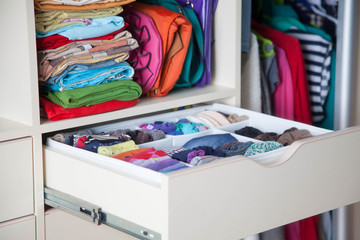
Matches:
[44,104,360,240]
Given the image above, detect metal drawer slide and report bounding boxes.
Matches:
[44,187,161,240]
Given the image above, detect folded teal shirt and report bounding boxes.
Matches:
[36,16,125,40]
[46,61,134,91]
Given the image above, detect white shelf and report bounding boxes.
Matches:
[0,117,34,142]
[39,85,236,134]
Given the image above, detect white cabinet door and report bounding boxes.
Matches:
[0,137,34,222]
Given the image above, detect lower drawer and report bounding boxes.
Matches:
[43,104,360,240]
[0,137,34,222]
[0,215,35,240]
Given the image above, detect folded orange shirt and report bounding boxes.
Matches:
[131,2,192,97]
[113,148,151,161]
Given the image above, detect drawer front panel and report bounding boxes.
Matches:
[0,216,35,240]
[44,147,168,234]
[0,137,34,222]
[166,127,360,240]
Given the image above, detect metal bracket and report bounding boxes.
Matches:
[44,187,101,225]
[44,187,161,240]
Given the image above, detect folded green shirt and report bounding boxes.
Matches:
[45,80,142,108]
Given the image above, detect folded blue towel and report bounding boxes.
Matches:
[45,61,134,91]
[36,16,125,40]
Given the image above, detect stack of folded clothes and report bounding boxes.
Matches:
[35,0,143,121]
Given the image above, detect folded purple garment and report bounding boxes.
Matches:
[132,156,182,172]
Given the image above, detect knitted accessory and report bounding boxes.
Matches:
[51,133,66,142]
[147,129,166,141]
[195,114,221,127]
[192,146,226,157]
[235,126,264,138]
[216,141,254,156]
[161,146,188,157]
[282,127,298,134]
[277,129,312,146]
[172,149,194,163]
[227,113,250,123]
[134,130,152,144]
[196,116,217,128]
[255,132,279,141]
[186,116,205,125]
[196,110,231,126]
[189,155,220,166]
[63,129,93,145]
[244,141,283,157]
[187,150,206,163]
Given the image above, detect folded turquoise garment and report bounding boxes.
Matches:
[46,61,134,91]
[36,16,124,40]
[44,80,142,108]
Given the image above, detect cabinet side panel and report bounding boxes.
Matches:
[212,0,241,106]
[0,138,34,222]
[0,1,38,125]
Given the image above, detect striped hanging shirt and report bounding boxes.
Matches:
[286,27,332,123]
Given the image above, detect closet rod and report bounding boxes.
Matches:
[334,0,359,130]
[334,0,359,240]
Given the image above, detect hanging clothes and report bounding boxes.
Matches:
[300,216,319,240]
[242,0,252,53]
[252,20,312,124]
[285,221,301,240]
[273,45,295,120]
[255,32,280,115]
[260,226,285,240]
[241,33,262,113]
[268,16,333,123]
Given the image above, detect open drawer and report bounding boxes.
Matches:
[43,104,360,240]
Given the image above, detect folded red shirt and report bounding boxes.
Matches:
[40,97,138,121]
[36,22,128,50]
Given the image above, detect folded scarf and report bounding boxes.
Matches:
[38,31,138,81]
[36,23,128,50]
[34,0,136,11]
[44,80,142,108]
[40,97,138,121]
[39,50,130,82]
[36,16,125,40]
[41,0,110,5]
[98,140,138,157]
[45,61,135,91]
[38,30,132,60]
[35,6,124,32]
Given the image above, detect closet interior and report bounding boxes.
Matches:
[0,0,359,240]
